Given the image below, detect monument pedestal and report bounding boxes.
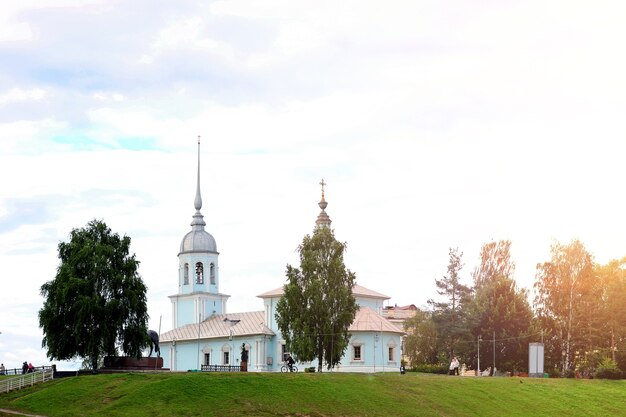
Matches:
[102,356,166,372]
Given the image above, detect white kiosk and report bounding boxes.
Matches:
[529,342,544,377]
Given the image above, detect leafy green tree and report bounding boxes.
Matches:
[403,309,439,365]
[39,219,149,371]
[472,240,516,289]
[595,258,626,364]
[429,247,473,361]
[534,240,597,373]
[468,241,534,373]
[275,226,358,372]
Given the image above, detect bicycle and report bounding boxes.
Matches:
[280,364,298,373]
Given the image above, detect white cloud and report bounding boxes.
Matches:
[0,87,46,104]
[139,16,236,65]
[0,2,34,42]
[0,0,109,42]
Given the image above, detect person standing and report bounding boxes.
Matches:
[0,363,5,375]
[449,357,460,376]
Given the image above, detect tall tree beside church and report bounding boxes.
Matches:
[403,309,439,365]
[429,247,472,360]
[39,219,149,371]
[534,240,597,373]
[468,241,534,373]
[275,226,358,372]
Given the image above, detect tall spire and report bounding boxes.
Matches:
[315,178,332,227]
[191,136,206,230]
[194,136,202,211]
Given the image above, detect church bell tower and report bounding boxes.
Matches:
[169,138,230,327]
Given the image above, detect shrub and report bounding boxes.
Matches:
[564,369,576,378]
[304,367,316,373]
[411,364,448,374]
[595,358,623,380]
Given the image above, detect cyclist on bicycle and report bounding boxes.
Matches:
[286,354,295,371]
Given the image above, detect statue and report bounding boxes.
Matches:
[241,343,248,362]
[148,330,160,357]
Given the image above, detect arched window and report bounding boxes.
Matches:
[210,263,215,285]
[195,262,204,284]
[183,263,189,285]
[387,340,397,363]
[221,344,232,365]
[202,346,212,365]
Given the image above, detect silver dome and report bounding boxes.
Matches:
[180,229,217,253]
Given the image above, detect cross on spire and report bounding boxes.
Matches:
[316,179,331,227]
[320,178,326,198]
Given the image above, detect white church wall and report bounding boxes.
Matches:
[162,337,274,372]
[264,297,280,332]
[204,299,221,317]
[354,297,384,315]
[176,299,194,327]
[176,342,202,371]
[161,344,170,369]
[337,332,401,372]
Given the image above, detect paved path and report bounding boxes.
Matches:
[0,408,47,417]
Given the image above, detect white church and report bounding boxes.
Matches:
[159,143,404,372]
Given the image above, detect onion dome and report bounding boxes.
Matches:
[315,179,332,228]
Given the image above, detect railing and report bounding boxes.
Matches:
[1,369,54,394]
[200,364,241,372]
[2,365,52,376]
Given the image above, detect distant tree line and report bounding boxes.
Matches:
[404,240,626,378]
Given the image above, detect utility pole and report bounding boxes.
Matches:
[493,331,496,376]
[197,313,201,370]
[477,335,481,376]
[155,315,162,371]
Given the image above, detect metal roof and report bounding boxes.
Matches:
[257,283,390,300]
[349,306,405,334]
[161,311,274,342]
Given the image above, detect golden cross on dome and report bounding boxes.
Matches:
[319,179,326,198]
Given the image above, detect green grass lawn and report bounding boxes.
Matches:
[0,372,624,417]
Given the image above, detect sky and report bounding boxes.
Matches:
[1,0,626,371]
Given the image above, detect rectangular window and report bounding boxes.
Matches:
[223,351,229,365]
[388,347,394,362]
[354,346,361,361]
[204,353,210,365]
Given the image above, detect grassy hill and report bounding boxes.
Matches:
[1,372,625,417]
